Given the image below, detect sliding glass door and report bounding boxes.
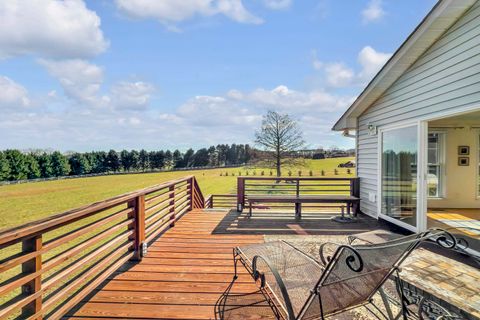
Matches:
[380,125,418,229]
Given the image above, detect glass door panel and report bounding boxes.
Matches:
[381,125,418,228]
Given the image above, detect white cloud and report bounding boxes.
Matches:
[39,59,105,105]
[115,0,263,27]
[313,46,391,87]
[358,45,391,80]
[39,59,156,112]
[0,76,31,110]
[0,0,108,59]
[245,85,351,111]
[111,81,155,111]
[262,0,292,10]
[362,0,385,24]
[0,84,355,150]
[324,63,355,87]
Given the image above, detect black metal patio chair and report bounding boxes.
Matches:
[215,229,457,320]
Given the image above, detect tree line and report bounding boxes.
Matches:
[0,144,253,182]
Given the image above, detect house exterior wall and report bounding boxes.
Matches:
[357,2,480,217]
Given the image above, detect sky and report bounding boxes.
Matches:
[0,0,437,152]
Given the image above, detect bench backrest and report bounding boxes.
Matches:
[237,177,359,211]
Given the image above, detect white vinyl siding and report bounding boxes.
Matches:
[357,1,480,217]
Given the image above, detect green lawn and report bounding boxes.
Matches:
[0,157,354,229]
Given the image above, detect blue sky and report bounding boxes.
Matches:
[0,0,437,152]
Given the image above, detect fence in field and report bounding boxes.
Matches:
[0,164,243,186]
[0,176,204,319]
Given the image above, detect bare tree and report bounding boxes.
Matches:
[255,111,305,176]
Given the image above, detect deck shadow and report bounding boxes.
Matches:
[210,209,389,236]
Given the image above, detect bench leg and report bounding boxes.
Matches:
[295,203,301,219]
[347,203,351,216]
[249,202,252,217]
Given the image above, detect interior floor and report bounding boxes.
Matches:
[428,208,480,237]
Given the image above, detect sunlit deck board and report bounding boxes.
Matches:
[64,209,264,320]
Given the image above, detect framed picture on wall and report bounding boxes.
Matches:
[458,146,470,155]
[458,157,469,166]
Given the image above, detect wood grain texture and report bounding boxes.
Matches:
[65,209,263,320]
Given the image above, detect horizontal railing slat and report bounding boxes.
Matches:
[43,241,134,314]
[42,230,134,292]
[45,249,134,320]
[42,218,134,275]
[43,206,133,251]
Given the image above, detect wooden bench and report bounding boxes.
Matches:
[247,194,360,218]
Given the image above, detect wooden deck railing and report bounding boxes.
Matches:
[236,177,360,212]
[0,175,205,320]
[205,194,237,209]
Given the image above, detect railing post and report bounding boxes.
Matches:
[350,178,360,198]
[350,178,360,215]
[21,234,42,319]
[237,177,245,212]
[129,195,145,261]
[295,178,300,197]
[169,185,176,227]
[189,177,194,211]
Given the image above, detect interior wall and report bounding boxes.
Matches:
[428,127,480,208]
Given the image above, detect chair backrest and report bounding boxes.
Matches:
[299,229,455,319]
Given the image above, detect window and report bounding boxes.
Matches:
[478,133,480,197]
[427,133,444,198]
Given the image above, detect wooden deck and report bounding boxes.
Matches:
[64,209,383,319]
[65,209,263,319]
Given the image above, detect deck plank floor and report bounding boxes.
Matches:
[64,209,384,319]
[65,209,264,320]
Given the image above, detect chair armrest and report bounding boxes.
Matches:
[347,235,374,245]
[319,241,345,266]
[252,254,296,320]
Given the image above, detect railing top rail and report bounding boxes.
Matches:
[239,176,358,181]
[0,175,194,246]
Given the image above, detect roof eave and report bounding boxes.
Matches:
[331,0,477,132]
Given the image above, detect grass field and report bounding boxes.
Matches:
[0,157,354,229]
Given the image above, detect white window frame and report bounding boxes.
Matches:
[427,131,446,199]
[477,129,480,198]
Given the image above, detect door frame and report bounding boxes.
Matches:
[377,121,422,233]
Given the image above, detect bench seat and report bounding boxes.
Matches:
[247,194,359,218]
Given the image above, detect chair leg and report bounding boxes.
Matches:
[295,203,301,219]
[233,249,239,279]
[364,302,393,320]
[378,287,396,319]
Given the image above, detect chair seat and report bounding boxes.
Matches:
[238,241,324,317]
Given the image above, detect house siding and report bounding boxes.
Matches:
[357,1,480,217]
